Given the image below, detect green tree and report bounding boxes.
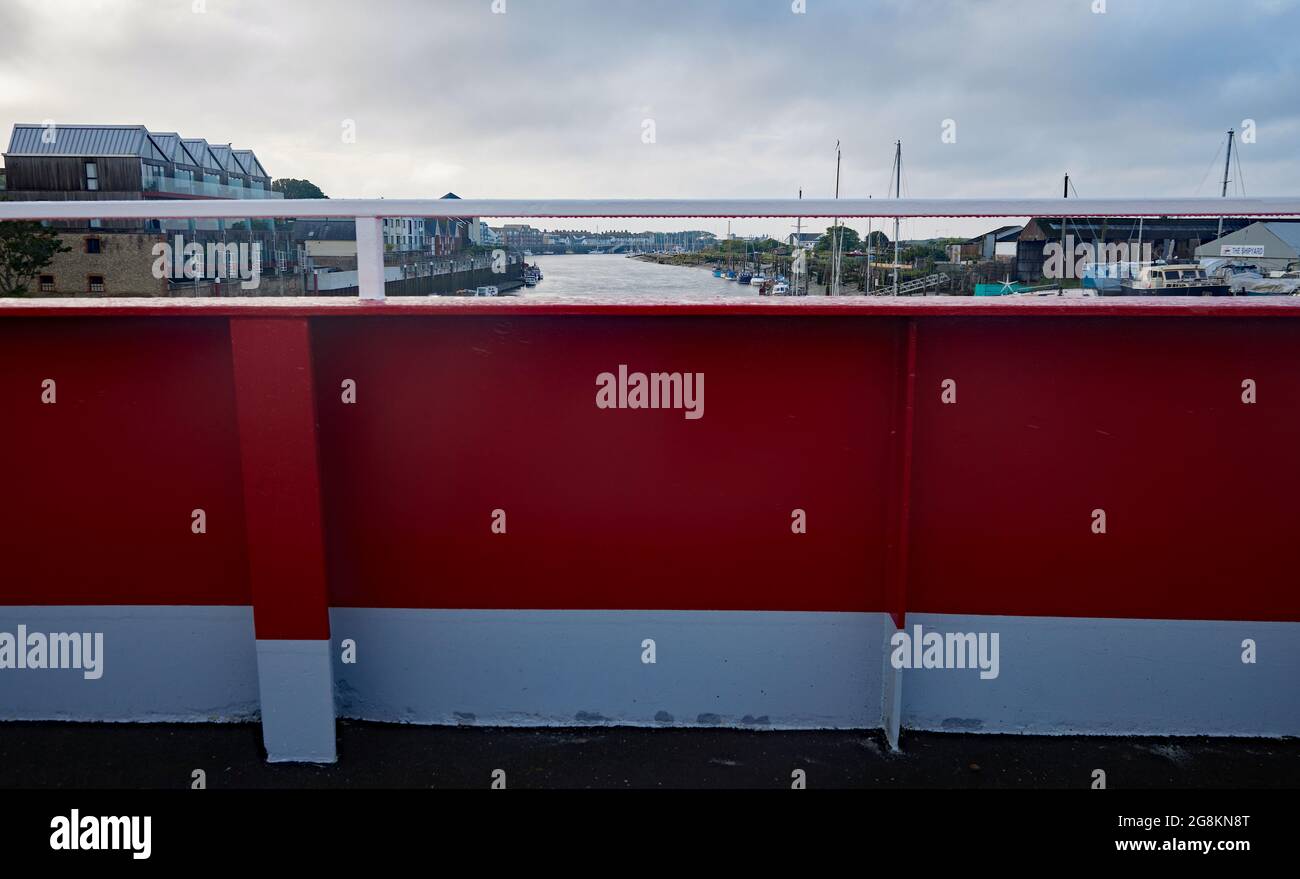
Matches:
[815,225,862,253]
[272,178,328,199]
[0,222,71,296]
[863,230,891,249]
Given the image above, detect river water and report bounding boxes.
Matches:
[526,254,766,298]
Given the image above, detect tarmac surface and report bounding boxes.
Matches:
[1,721,1297,789]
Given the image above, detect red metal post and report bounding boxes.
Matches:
[229,317,335,762]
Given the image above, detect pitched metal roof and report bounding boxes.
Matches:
[208,144,238,173]
[233,149,266,178]
[1263,222,1300,252]
[146,131,182,162]
[180,138,222,172]
[966,224,1023,244]
[6,124,151,157]
[6,124,271,179]
[1025,217,1253,242]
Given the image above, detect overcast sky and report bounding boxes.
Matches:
[2,0,1298,239]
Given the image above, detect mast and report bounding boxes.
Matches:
[796,188,803,294]
[866,195,873,295]
[1217,128,1235,240]
[892,140,901,295]
[832,141,842,296]
[1061,173,1069,287]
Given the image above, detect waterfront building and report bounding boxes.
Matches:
[499,223,545,250]
[1194,221,1300,274]
[1015,217,1255,281]
[959,225,1022,262]
[383,217,426,252]
[3,124,278,208]
[2,123,289,295]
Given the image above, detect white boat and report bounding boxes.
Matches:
[1117,264,1230,297]
[772,282,790,295]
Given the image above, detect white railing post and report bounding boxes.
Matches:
[355,216,385,301]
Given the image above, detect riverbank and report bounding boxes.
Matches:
[634,251,903,295]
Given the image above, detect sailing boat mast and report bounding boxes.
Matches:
[1061,173,1069,287]
[795,188,803,295]
[832,141,843,296]
[866,195,873,295]
[1217,128,1235,240]
[892,140,901,295]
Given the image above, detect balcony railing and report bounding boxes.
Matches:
[143,177,284,200]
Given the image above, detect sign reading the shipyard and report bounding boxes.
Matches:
[1221,244,1267,257]
[596,365,704,420]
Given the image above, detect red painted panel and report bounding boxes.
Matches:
[3,306,1297,623]
[908,317,1300,622]
[313,316,894,612]
[230,318,331,640]
[0,318,250,605]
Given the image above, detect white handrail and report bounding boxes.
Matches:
[5,196,1298,301]
[2,196,1299,221]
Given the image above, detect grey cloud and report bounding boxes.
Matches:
[0,0,1296,237]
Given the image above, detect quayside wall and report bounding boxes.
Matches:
[2,296,1298,761]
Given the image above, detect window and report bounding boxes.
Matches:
[85,236,102,254]
[88,275,105,294]
[84,161,99,191]
[39,275,54,293]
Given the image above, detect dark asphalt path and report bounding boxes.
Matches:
[1,721,1295,789]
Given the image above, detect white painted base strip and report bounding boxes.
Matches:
[3,607,1296,739]
[0,606,258,722]
[330,609,884,729]
[255,639,337,763]
[901,614,1300,737]
[880,619,903,751]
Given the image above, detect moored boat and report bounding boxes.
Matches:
[1116,264,1230,297]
